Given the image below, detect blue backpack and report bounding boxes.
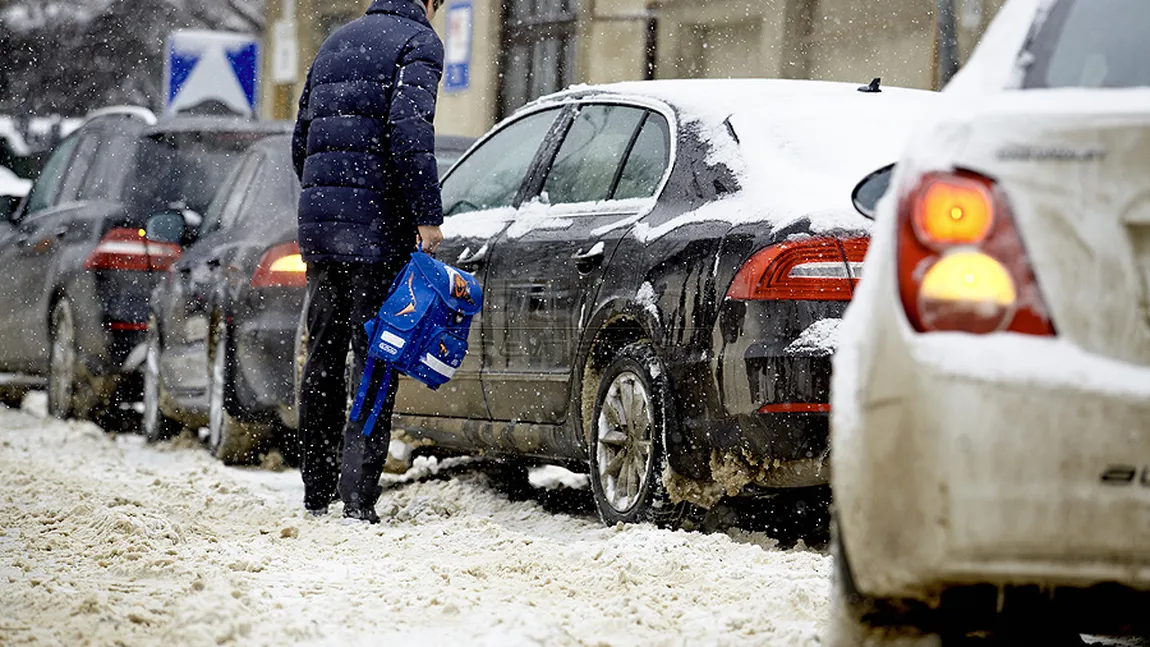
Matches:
[349,250,483,437]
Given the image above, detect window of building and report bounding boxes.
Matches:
[498,0,577,119]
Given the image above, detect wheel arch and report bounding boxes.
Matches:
[575,298,661,447]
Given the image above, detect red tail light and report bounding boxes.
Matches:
[83,228,181,272]
[726,238,867,301]
[897,171,1054,336]
[251,241,307,288]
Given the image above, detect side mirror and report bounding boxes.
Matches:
[851,163,895,219]
[145,210,190,244]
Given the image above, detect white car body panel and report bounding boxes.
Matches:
[832,0,1150,604]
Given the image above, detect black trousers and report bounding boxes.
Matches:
[299,259,405,511]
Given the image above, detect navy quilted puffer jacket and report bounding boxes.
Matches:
[292,0,444,264]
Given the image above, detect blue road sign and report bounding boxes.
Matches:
[165,31,260,117]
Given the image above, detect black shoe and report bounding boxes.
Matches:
[343,506,380,524]
[304,505,328,517]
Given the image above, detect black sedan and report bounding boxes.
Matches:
[0,109,286,424]
[145,134,475,463]
[376,79,936,527]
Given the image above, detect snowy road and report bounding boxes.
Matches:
[0,396,831,646]
[3,395,1145,647]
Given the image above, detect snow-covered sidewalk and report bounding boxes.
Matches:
[0,395,831,646]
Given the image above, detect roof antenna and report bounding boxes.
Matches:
[858,77,882,93]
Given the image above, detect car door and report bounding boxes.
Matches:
[0,132,86,369]
[393,106,565,421]
[159,153,262,399]
[482,103,673,425]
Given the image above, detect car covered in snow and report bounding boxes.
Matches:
[830,0,1150,643]
[374,79,936,528]
[0,109,287,425]
[144,134,474,463]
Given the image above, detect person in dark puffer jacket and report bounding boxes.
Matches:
[293,0,445,524]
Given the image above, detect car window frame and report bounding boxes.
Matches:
[439,104,572,218]
[533,103,648,206]
[519,97,678,210]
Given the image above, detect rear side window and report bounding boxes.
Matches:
[126,131,265,220]
[613,112,670,201]
[79,135,135,201]
[218,153,263,230]
[441,107,560,216]
[56,134,100,203]
[541,104,646,204]
[1022,0,1150,89]
[23,134,79,215]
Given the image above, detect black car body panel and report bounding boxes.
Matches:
[0,113,287,414]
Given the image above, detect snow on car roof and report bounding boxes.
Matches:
[0,166,31,198]
[562,79,940,239]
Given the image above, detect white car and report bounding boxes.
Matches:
[830,0,1150,644]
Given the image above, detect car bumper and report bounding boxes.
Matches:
[836,331,1150,600]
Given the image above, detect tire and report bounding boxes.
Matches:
[0,386,29,409]
[47,298,79,419]
[207,316,272,465]
[825,532,940,647]
[586,341,693,528]
[142,317,183,442]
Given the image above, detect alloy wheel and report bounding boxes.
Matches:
[208,320,227,452]
[595,372,655,513]
[48,300,76,418]
[142,323,167,441]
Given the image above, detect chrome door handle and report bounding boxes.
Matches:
[457,244,488,266]
[570,243,605,262]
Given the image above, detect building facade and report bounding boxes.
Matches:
[261,0,1006,137]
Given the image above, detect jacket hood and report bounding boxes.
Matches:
[366,0,431,27]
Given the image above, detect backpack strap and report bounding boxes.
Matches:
[362,366,393,438]
[349,356,376,422]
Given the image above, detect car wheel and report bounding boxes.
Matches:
[47,298,79,419]
[142,317,183,442]
[0,386,29,409]
[207,316,270,465]
[587,341,691,528]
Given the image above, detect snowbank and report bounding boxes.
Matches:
[0,398,832,646]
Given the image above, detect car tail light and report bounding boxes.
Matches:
[897,171,1054,335]
[251,241,307,288]
[83,228,181,272]
[726,238,867,301]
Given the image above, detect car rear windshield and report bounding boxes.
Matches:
[125,130,267,220]
[1021,0,1150,89]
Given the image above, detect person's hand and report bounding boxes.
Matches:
[417,225,443,255]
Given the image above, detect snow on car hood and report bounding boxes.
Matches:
[604,79,940,240]
[0,166,31,197]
